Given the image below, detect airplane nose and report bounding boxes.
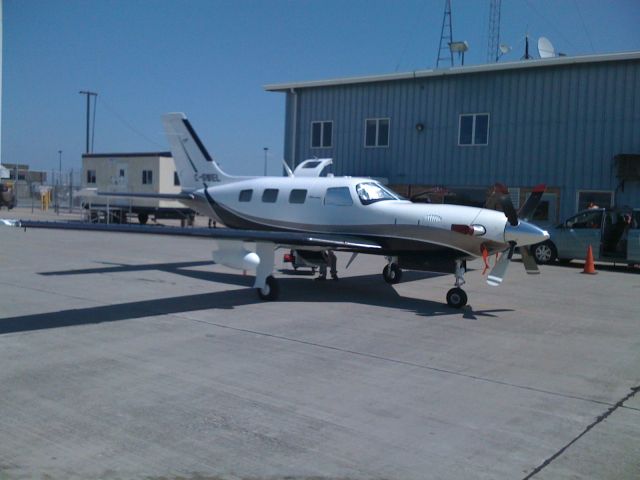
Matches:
[504,221,549,246]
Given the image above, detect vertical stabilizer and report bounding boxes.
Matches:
[162,113,235,190]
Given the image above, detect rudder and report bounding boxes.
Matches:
[162,112,234,190]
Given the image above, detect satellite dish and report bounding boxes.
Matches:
[538,37,555,58]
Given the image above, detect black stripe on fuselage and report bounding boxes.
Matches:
[202,191,476,259]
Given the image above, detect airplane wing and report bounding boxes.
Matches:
[95,191,196,201]
[2,219,382,252]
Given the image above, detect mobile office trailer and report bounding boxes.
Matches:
[82,152,195,225]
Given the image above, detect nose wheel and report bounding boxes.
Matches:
[446,287,467,308]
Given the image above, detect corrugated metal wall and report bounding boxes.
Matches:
[282,58,640,219]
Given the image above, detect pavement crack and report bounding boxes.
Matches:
[184,317,618,409]
[522,384,640,479]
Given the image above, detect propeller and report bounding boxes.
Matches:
[485,183,547,286]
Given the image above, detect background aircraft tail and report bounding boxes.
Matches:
[162,112,235,190]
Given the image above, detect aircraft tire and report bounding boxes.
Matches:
[446,287,467,308]
[257,275,279,301]
[382,264,403,284]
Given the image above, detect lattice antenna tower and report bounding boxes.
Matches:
[436,0,453,68]
[487,0,502,62]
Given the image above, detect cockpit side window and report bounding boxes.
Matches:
[356,182,400,205]
[324,187,353,206]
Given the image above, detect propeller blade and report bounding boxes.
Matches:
[518,184,546,220]
[500,193,519,227]
[520,247,540,274]
[487,245,514,286]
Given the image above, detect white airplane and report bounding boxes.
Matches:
[2,113,549,308]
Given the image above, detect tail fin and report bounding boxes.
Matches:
[162,112,234,190]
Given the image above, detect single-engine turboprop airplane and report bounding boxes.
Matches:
[2,113,549,308]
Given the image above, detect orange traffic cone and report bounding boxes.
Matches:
[582,245,597,274]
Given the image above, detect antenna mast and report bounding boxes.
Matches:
[436,0,453,68]
[487,0,501,62]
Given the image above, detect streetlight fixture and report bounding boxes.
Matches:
[263,147,269,176]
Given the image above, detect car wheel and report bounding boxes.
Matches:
[531,241,557,265]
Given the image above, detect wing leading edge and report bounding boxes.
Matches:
[3,220,382,252]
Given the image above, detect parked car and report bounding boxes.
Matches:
[531,208,640,266]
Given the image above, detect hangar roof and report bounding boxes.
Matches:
[264,51,640,92]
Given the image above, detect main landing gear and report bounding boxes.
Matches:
[382,257,403,284]
[253,242,280,301]
[446,259,468,308]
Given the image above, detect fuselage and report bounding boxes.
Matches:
[181,176,537,258]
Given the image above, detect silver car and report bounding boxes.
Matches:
[531,208,640,266]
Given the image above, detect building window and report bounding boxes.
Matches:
[324,187,353,206]
[577,191,613,211]
[142,170,153,185]
[311,121,333,148]
[289,189,307,204]
[174,171,181,186]
[365,118,390,147]
[239,189,253,202]
[458,113,489,146]
[86,170,96,184]
[262,189,279,203]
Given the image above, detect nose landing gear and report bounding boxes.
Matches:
[446,260,468,308]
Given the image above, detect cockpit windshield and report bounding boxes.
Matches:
[356,182,401,205]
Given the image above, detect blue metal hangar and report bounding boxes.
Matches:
[265,51,640,225]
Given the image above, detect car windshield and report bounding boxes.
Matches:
[356,182,401,205]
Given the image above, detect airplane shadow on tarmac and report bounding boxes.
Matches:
[0,261,513,335]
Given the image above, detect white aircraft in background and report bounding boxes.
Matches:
[2,113,549,308]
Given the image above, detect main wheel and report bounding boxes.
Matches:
[138,213,149,225]
[257,275,279,301]
[446,287,468,308]
[531,241,557,265]
[382,264,403,284]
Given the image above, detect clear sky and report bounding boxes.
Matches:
[2,0,639,176]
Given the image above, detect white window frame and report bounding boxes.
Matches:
[310,120,333,149]
[142,170,153,185]
[458,113,490,146]
[364,118,390,148]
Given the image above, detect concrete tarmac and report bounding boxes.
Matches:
[0,209,639,479]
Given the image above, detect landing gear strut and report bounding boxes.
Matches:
[382,257,403,284]
[254,242,279,301]
[446,260,468,308]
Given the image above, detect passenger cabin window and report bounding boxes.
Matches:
[356,182,400,205]
[566,210,603,229]
[262,189,279,203]
[289,189,307,204]
[239,189,252,202]
[324,187,353,206]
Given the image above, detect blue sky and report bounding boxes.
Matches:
[3,0,640,176]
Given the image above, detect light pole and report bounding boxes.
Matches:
[263,147,269,176]
[56,150,62,214]
[58,150,62,183]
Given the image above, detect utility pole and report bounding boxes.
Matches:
[263,147,269,176]
[78,91,98,153]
